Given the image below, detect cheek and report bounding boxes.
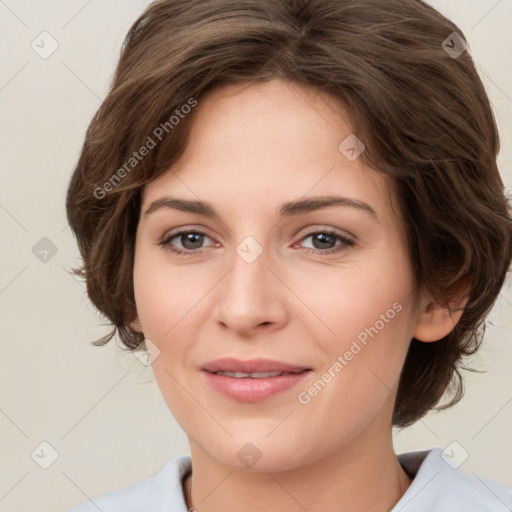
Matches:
[132,248,207,396]
[300,302,414,435]
[132,246,203,339]
[318,251,416,386]
[305,255,414,348]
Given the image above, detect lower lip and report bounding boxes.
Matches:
[203,370,312,402]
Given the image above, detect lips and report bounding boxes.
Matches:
[201,358,312,402]
[202,357,311,374]
[215,370,293,378]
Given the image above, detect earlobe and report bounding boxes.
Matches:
[129,314,143,333]
[413,302,464,342]
[413,279,471,343]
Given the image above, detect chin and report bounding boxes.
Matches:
[205,436,312,473]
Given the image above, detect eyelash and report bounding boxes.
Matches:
[158,228,355,257]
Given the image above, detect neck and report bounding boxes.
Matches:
[183,431,412,512]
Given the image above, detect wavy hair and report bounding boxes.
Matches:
[66,0,512,427]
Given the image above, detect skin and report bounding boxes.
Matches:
[130,79,465,512]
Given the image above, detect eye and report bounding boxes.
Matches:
[159,228,216,256]
[158,227,355,257]
[295,229,355,255]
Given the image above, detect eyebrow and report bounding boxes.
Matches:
[144,194,378,221]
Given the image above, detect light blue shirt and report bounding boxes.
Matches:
[66,447,512,511]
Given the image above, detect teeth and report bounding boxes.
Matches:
[216,371,284,378]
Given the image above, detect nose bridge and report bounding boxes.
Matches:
[214,233,285,333]
[239,235,267,276]
[227,234,271,302]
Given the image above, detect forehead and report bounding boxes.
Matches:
[141,79,395,222]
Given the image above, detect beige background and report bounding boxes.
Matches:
[0,1,511,511]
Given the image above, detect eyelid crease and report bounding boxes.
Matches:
[158,226,355,257]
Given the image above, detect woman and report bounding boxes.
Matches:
[65,0,512,510]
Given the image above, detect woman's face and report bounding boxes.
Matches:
[132,79,422,471]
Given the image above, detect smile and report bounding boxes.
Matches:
[214,370,303,378]
[204,368,312,402]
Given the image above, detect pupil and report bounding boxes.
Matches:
[314,233,334,249]
[180,233,335,250]
[183,233,203,249]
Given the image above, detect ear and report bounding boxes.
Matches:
[129,313,143,333]
[413,277,471,343]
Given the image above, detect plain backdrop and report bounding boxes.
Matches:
[0,1,511,511]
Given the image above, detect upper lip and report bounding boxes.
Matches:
[202,358,311,374]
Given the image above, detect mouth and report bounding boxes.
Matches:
[201,358,312,402]
[201,357,311,374]
[212,370,307,378]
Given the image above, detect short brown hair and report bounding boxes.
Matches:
[65,0,512,427]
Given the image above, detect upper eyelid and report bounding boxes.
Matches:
[162,226,354,246]
[296,226,355,241]
[163,226,214,242]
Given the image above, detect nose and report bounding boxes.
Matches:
[213,238,288,338]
